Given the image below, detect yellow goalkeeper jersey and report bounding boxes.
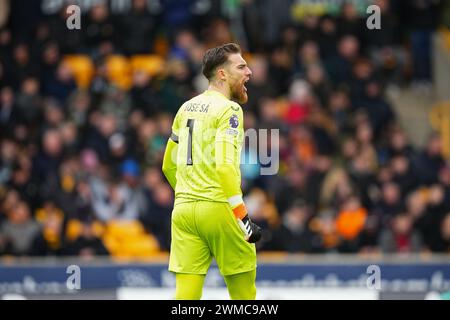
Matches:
[170,89,244,204]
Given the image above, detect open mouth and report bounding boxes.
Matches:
[243,78,249,92]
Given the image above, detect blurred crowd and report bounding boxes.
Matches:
[0,0,449,259]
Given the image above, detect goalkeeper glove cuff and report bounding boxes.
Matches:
[228,195,247,219]
[228,195,262,243]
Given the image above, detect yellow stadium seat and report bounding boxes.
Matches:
[91,220,105,238]
[63,55,95,89]
[102,233,119,253]
[106,220,145,236]
[65,219,83,241]
[130,54,165,77]
[129,234,160,257]
[102,220,161,258]
[105,55,132,89]
[430,102,450,159]
[440,27,450,51]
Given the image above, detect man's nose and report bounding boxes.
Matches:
[246,67,252,76]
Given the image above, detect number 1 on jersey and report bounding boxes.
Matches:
[186,119,194,165]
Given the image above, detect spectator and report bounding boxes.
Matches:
[9,151,35,206]
[401,0,442,86]
[269,46,293,96]
[412,133,447,186]
[0,188,20,224]
[338,2,363,40]
[0,201,41,255]
[100,86,131,129]
[141,179,173,250]
[317,15,338,61]
[130,71,160,117]
[390,155,417,196]
[284,79,311,126]
[32,200,66,255]
[0,28,12,64]
[84,112,118,163]
[0,86,22,132]
[427,212,450,252]
[156,58,194,114]
[15,77,41,126]
[328,90,352,135]
[373,182,404,225]
[39,42,61,86]
[0,59,7,88]
[67,89,92,128]
[43,62,77,104]
[89,161,145,222]
[365,0,407,85]
[245,55,276,117]
[65,220,109,257]
[358,81,396,139]
[266,201,322,253]
[47,6,83,54]
[378,212,424,253]
[84,2,115,53]
[0,0,9,29]
[335,195,368,252]
[32,129,64,185]
[116,0,159,55]
[325,35,360,86]
[306,64,332,108]
[274,164,308,215]
[384,127,416,160]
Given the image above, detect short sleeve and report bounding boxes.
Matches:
[215,104,243,147]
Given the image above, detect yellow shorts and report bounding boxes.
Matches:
[168,200,257,276]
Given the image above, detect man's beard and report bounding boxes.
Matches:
[230,81,248,104]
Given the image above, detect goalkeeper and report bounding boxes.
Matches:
[162,43,261,300]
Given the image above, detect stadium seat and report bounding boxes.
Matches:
[63,55,95,89]
[105,55,132,89]
[65,219,105,241]
[440,27,450,51]
[429,102,450,159]
[102,220,160,259]
[130,54,165,77]
[66,219,83,241]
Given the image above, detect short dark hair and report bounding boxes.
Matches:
[202,43,241,80]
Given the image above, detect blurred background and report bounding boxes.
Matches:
[0,0,450,300]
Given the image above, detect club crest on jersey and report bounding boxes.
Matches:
[229,114,239,128]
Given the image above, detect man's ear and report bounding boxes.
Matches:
[217,67,227,81]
